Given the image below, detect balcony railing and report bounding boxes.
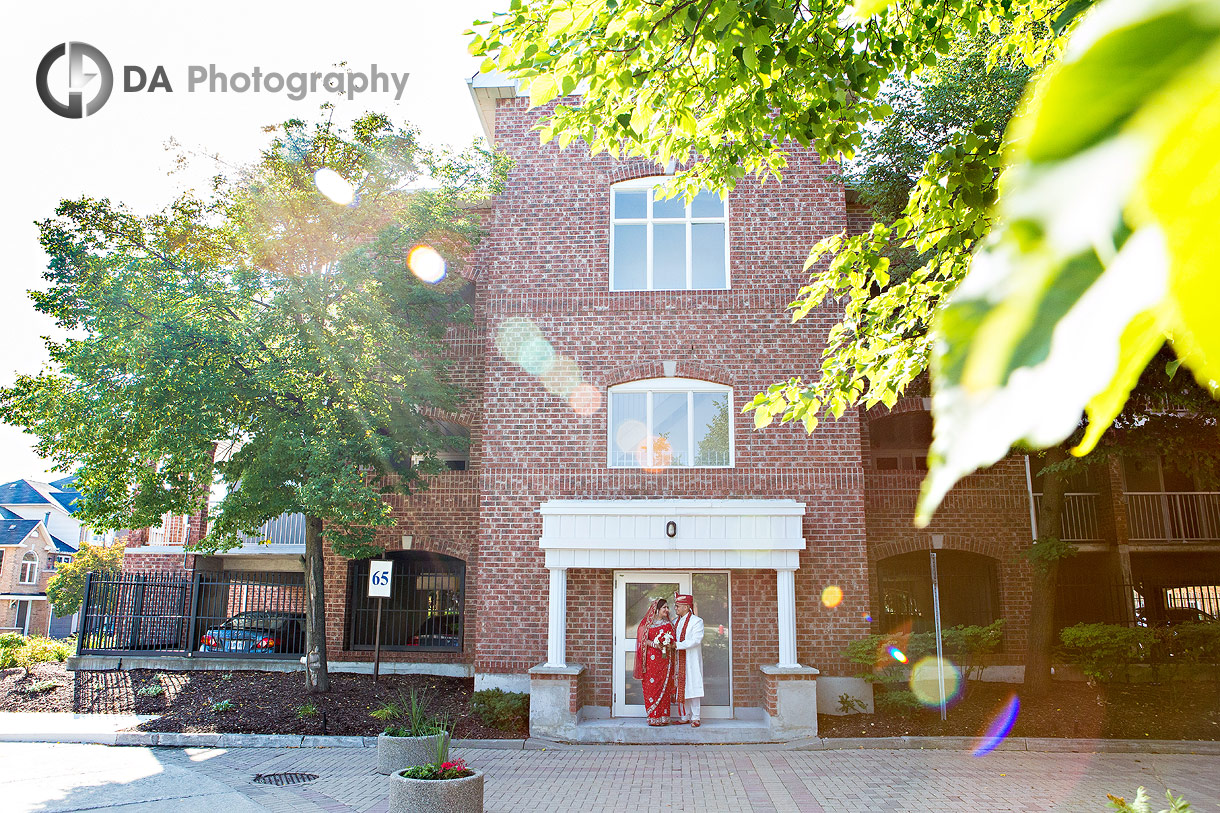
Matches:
[1126,492,1220,542]
[1032,493,1101,541]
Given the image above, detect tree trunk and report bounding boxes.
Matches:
[1025,445,1068,696]
[304,514,330,693]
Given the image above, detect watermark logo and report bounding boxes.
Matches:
[36,42,114,118]
[37,43,408,118]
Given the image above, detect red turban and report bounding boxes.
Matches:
[675,594,694,606]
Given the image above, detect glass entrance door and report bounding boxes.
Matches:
[612,571,732,718]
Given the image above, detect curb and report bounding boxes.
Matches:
[2,731,1217,755]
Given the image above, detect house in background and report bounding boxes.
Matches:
[0,476,117,637]
[0,508,70,636]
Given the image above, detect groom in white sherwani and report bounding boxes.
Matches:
[673,593,704,726]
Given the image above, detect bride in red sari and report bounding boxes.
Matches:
[634,598,677,726]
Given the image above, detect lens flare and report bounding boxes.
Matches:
[863,613,873,623]
[973,694,1021,756]
[909,656,963,707]
[615,419,647,455]
[494,317,542,364]
[820,585,843,608]
[569,383,602,416]
[407,244,447,284]
[541,356,582,397]
[314,167,354,205]
[888,646,907,664]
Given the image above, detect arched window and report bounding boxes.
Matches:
[610,177,729,291]
[345,551,465,652]
[875,550,1001,635]
[19,552,38,585]
[608,378,732,468]
[868,411,932,471]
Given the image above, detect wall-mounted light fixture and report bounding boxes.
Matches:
[665,521,677,538]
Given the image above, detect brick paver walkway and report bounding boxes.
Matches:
[4,742,1217,812]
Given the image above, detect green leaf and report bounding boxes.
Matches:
[528,75,559,108]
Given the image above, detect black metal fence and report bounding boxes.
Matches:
[1056,580,1220,629]
[78,570,306,658]
[345,553,464,652]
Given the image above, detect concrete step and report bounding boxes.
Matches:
[567,717,778,744]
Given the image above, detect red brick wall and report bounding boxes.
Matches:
[467,95,871,700]
[322,471,481,664]
[863,436,1036,654]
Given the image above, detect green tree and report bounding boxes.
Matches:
[1,111,506,692]
[46,541,124,618]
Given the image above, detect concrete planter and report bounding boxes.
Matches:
[389,769,483,813]
[376,732,450,776]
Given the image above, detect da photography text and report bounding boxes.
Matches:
[37,42,410,119]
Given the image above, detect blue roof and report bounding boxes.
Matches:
[0,506,21,520]
[51,534,76,554]
[50,488,83,515]
[49,476,77,489]
[0,480,51,506]
[0,519,42,546]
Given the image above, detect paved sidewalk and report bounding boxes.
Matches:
[4,741,1218,812]
[0,712,158,743]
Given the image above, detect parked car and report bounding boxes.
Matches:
[1136,607,1216,627]
[409,613,460,648]
[199,611,305,654]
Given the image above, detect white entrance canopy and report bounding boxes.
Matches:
[538,499,807,670]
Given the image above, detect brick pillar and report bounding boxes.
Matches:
[527,663,585,740]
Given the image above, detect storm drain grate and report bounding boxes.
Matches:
[253,772,319,786]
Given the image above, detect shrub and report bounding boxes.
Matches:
[1059,623,1154,683]
[874,688,922,716]
[136,684,164,698]
[20,679,58,695]
[471,689,529,731]
[211,699,234,713]
[1108,786,1194,812]
[0,635,71,674]
[844,620,1005,687]
[371,689,450,738]
[297,702,319,719]
[1164,621,1220,665]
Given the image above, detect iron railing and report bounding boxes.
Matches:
[78,569,306,658]
[1126,492,1220,542]
[1032,493,1102,541]
[345,554,464,652]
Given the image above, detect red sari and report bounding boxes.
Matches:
[637,619,676,725]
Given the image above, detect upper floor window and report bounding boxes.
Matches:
[869,411,932,471]
[611,178,728,291]
[19,552,38,584]
[609,378,732,468]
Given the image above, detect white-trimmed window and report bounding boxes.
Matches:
[608,378,733,468]
[610,178,729,291]
[19,552,38,585]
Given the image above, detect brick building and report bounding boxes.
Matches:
[113,77,1220,740]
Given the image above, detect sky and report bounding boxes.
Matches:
[0,0,501,484]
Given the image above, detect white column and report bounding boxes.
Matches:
[776,567,800,668]
[545,567,568,668]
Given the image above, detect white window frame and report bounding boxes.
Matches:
[19,553,38,585]
[609,177,730,291]
[607,378,734,468]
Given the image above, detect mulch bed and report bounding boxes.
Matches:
[0,663,523,738]
[818,680,1220,741]
[5,664,1219,741]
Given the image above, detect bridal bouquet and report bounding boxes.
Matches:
[656,630,676,659]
